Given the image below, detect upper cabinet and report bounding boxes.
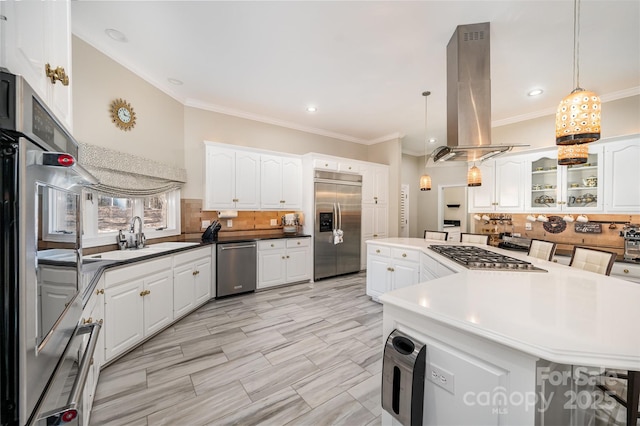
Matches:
[361,164,389,205]
[1,0,73,130]
[525,145,603,212]
[204,145,260,210]
[469,158,525,212]
[604,136,640,212]
[260,155,302,209]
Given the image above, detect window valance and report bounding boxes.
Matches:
[78,143,187,197]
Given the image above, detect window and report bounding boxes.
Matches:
[83,189,180,247]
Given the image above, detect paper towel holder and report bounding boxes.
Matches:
[217,210,238,219]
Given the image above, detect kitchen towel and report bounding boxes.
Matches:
[333,229,344,245]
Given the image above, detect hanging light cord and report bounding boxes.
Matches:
[423,91,431,167]
[572,0,582,91]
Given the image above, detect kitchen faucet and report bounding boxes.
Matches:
[129,216,146,249]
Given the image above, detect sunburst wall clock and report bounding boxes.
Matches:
[110,98,136,131]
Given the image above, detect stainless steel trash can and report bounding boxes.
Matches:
[382,329,426,426]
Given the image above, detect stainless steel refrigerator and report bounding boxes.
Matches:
[314,171,362,280]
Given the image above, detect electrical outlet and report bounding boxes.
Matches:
[270,219,277,226]
[202,220,211,229]
[428,363,455,394]
[227,219,233,228]
[513,232,521,237]
[525,222,532,231]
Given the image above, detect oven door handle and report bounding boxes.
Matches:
[36,321,102,422]
[67,322,102,407]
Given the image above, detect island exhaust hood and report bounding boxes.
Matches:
[432,22,527,162]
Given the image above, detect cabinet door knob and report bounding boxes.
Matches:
[390,267,395,272]
[82,317,93,324]
[282,256,286,259]
[286,255,290,259]
[376,249,380,253]
[271,243,275,247]
[402,253,407,257]
[373,234,378,238]
[96,288,104,295]
[192,271,197,276]
[297,242,300,245]
[45,64,69,86]
[232,198,239,202]
[325,163,329,167]
[624,269,629,274]
[348,166,352,170]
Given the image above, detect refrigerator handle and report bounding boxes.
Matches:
[337,203,342,230]
[332,203,337,231]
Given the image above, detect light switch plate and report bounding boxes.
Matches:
[428,363,455,394]
[270,219,277,226]
[227,219,233,228]
[202,220,211,229]
[525,222,532,231]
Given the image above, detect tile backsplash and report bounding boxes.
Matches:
[181,198,303,238]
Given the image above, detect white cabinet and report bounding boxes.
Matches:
[260,155,302,209]
[173,247,212,319]
[204,145,260,210]
[257,238,311,289]
[470,158,525,212]
[611,262,640,284]
[312,157,360,173]
[604,137,640,212]
[421,252,458,282]
[366,244,420,300]
[525,145,603,212]
[361,164,389,205]
[0,0,73,130]
[80,278,104,426]
[104,258,173,361]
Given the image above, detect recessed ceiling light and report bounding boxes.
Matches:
[168,78,183,85]
[306,106,317,113]
[528,89,544,97]
[105,28,128,43]
[428,138,437,143]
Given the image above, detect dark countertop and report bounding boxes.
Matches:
[80,233,312,306]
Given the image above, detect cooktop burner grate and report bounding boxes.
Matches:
[429,245,547,272]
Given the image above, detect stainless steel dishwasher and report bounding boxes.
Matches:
[216,242,257,297]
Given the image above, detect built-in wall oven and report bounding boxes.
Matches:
[1,71,99,425]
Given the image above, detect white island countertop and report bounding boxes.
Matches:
[374,238,640,371]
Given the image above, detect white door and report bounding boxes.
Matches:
[281,157,302,209]
[495,158,525,211]
[260,155,282,209]
[205,147,235,209]
[258,249,286,288]
[392,261,420,290]
[194,257,212,304]
[605,139,639,212]
[173,263,195,318]
[469,161,496,211]
[143,270,173,336]
[286,247,310,282]
[400,184,409,237]
[367,256,390,297]
[234,151,260,209]
[105,279,144,360]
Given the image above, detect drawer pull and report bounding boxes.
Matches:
[376,249,380,254]
[45,64,69,86]
[282,256,286,259]
[232,198,239,202]
[297,242,301,245]
[373,234,378,238]
[286,255,290,259]
[271,243,275,247]
[402,253,407,258]
[624,269,629,274]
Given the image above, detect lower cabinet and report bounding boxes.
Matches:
[104,258,173,361]
[80,277,105,426]
[366,244,420,300]
[258,238,311,289]
[173,247,212,319]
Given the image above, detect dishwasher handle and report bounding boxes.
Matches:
[220,244,257,251]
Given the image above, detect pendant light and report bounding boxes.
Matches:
[555,0,601,162]
[467,163,482,187]
[419,91,432,191]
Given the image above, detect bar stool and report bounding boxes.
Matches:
[460,233,489,245]
[527,239,557,261]
[424,230,448,241]
[569,246,616,276]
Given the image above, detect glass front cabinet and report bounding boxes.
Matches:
[525,145,603,212]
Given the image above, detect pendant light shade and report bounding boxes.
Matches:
[557,144,589,165]
[419,174,432,191]
[467,165,481,187]
[420,91,432,191]
[555,89,601,145]
[555,0,601,148]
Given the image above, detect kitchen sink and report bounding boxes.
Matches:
[85,242,200,261]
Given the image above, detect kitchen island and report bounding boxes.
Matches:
[370,238,640,425]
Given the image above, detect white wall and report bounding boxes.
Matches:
[401,154,421,237]
[417,162,468,234]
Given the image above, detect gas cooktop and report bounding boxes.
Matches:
[429,245,547,272]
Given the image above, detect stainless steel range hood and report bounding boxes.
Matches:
[432,22,527,162]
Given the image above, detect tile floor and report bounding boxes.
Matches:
[90,272,383,425]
